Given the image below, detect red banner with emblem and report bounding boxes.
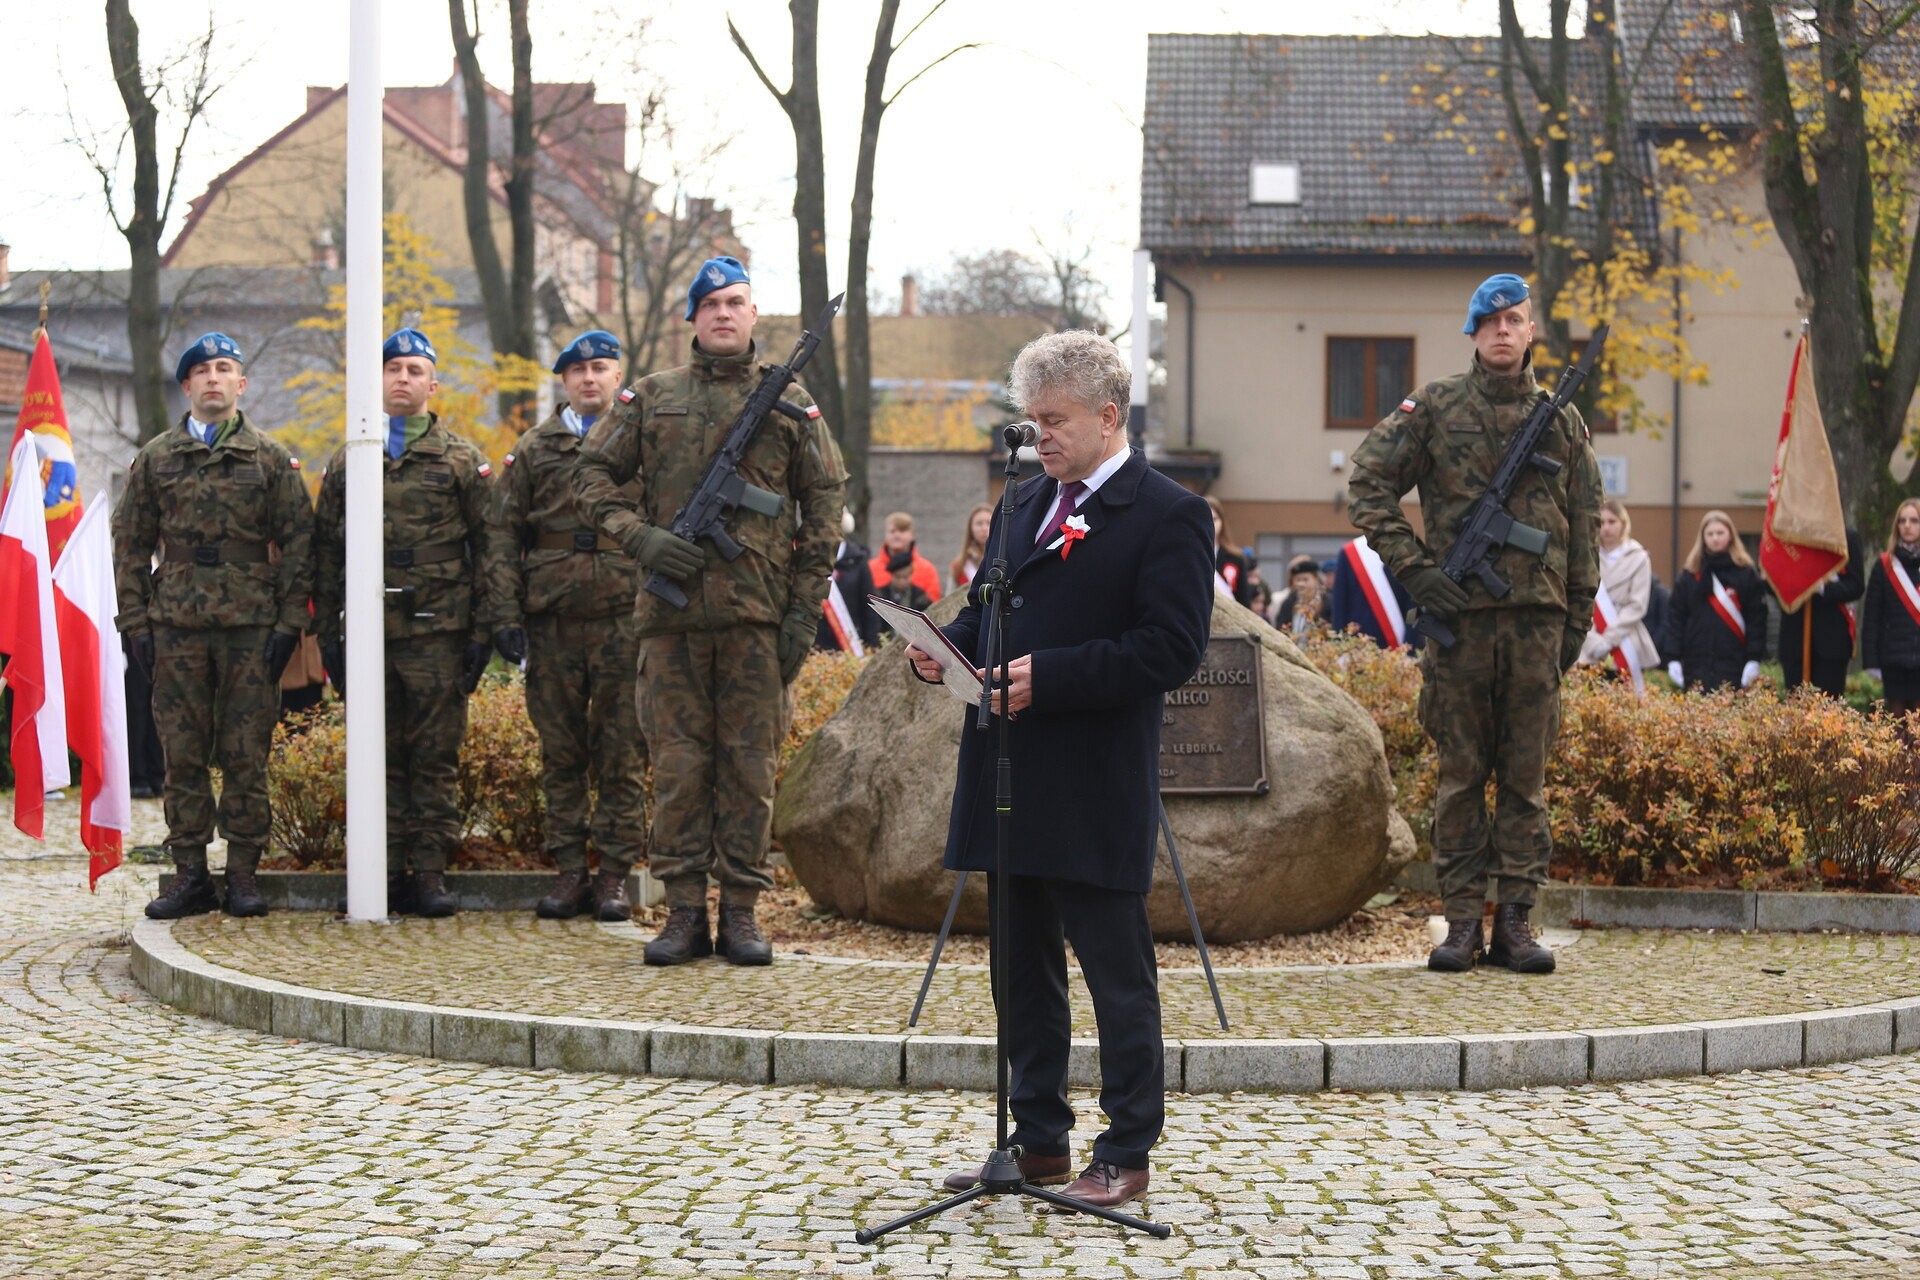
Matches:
[1760,334,1848,612]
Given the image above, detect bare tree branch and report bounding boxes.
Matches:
[884,42,984,108]
[726,16,792,115]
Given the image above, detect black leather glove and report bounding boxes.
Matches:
[625,524,704,583]
[264,630,301,683]
[320,640,345,701]
[1404,566,1469,620]
[493,625,527,666]
[777,608,818,684]
[461,641,491,694]
[125,630,156,681]
[1560,626,1585,673]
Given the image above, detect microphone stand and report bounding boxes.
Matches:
[857,432,1169,1245]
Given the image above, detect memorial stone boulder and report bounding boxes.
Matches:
[773,592,1416,942]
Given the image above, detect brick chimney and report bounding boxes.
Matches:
[311,229,338,270]
[900,273,920,317]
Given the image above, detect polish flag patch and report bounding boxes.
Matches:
[618,387,636,404]
[805,404,822,420]
[477,462,493,478]
[503,453,516,469]
[288,457,301,470]
[1398,397,1417,414]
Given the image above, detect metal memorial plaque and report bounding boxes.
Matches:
[1159,634,1268,795]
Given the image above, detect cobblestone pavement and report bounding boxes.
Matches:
[3,854,1920,1277]
[174,908,1920,1040]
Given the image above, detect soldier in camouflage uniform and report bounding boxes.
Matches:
[1347,274,1602,975]
[312,328,522,919]
[501,330,648,922]
[114,332,313,920]
[573,256,847,966]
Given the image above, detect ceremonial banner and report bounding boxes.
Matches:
[1760,334,1848,611]
[52,498,130,887]
[3,331,84,562]
[0,435,71,837]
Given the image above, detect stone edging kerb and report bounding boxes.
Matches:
[1535,882,1920,933]
[129,920,1920,1095]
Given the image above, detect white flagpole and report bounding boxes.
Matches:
[1128,248,1150,450]
[344,0,387,921]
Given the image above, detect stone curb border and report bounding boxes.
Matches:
[1535,883,1920,934]
[129,919,1920,1095]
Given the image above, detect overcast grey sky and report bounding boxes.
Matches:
[2,0,1544,321]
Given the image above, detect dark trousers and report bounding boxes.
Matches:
[988,874,1163,1170]
[1781,651,1849,699]
[124,658,166,792]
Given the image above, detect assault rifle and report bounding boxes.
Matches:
[1412,323,1609,649]
[644,292,845,609]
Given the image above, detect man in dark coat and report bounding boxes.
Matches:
[906,331,1213,1212]
[1780,528,1865,697]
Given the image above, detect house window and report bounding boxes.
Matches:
[1326,337,1414,429]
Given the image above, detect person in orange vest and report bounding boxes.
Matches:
[868,511,942,611]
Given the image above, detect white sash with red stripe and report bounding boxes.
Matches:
[822,547,865,656]
[1593,580,1644,692]
[1708,574,1746,643]
[1343,537,1405,649]
[1883,552,1920,629]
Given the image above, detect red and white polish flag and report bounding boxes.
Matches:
[0,434,71,837]
[52,498,129,887]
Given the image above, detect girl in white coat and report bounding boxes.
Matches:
[1577,499,1659,686]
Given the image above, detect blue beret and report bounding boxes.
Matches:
[175,332,244,383]
[382,328,437,365]
[684,255,750,320]
[1464,273,1531,334]
[553,329,621,374]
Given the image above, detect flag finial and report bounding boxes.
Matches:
[36,280,49,334]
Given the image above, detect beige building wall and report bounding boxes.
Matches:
[1161,160,1807,581]
[166,97,517,272]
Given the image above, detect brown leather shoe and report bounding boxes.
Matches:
[940,1151,1072,1192]
[1057,1159,1149,1208]
[592,868,633,922]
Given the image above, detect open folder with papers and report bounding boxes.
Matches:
[867,596,981,706]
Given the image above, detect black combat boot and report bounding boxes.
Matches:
[414,870,459,919]
[1487,903,1555,974]
[146,864,220,920]
[643,905,712,966]
[536,867,593,919]
[223,863,270,918]
[334,872,415,916]
[1427,916,1483,972]
[716,901,772,967]
[593,868,633,923]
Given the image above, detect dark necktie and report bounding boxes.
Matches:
[1036,479,1088,547]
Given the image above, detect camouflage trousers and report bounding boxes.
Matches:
[385,633,468,874]
[152,624,277,874]
[637,625,783,909]
[526,611,647,875]
[1417,607,1563,918]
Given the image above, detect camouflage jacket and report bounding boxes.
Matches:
[1347,354,1602,630]
[112,411,314,635]
[571,339,849,639]
[312,416,514,646]
[499,410,643,620]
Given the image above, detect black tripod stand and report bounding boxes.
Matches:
[856,427,1170,1245]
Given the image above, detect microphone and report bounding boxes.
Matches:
[1002,421,1037,449]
